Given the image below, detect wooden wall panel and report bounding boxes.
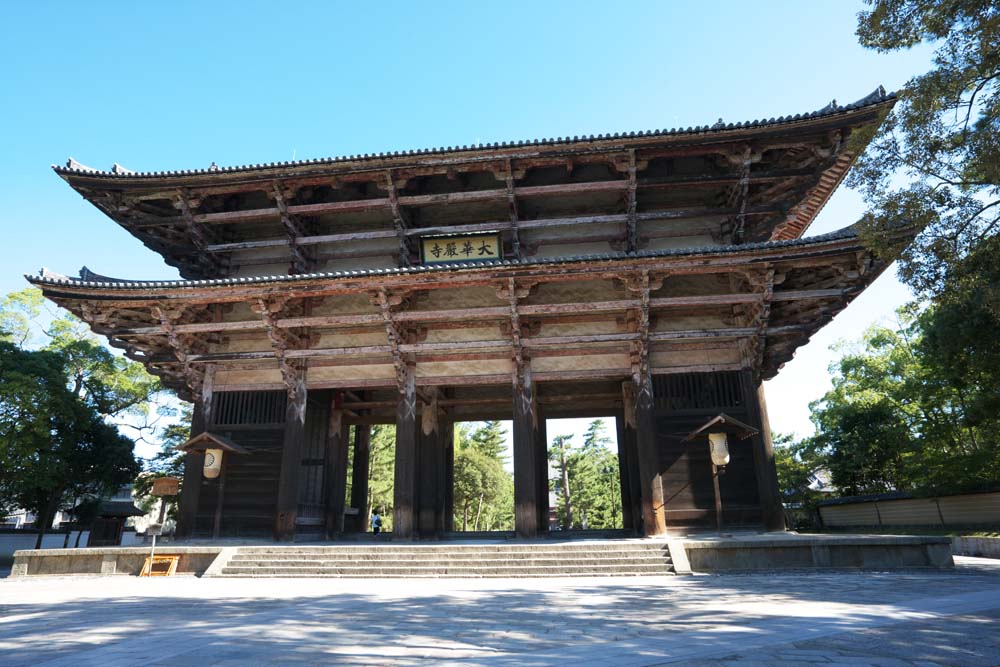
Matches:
[653,371,763,529]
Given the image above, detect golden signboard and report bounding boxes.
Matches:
[420,232,502,264]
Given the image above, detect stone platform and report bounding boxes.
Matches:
[8,532,953,578]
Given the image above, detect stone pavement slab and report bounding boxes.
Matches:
[1,557,998,666]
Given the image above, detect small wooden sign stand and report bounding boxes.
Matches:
[141,476,180,577]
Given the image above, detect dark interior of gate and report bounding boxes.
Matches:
[186,370,772,539]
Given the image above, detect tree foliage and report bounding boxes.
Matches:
[799,305,1000,496]
[0,341,140,547]
[453,422,512,531]
[549,420,622,530]
[0,288,164,544]
[851,1,1000,296]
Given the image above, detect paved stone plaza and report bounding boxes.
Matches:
[1,557,998,666]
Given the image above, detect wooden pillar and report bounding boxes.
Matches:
[177,368,213,539]
[534,415,549,533]
[212,458,227,539]
[274,369,307,541]
[626,374,667,536]
[743,372,785,532]
[325,395,349,537]
[393,363,417,539]
[349,424,371,533]
[443,418,455,532]
[417,394,445,537]
[615,413,641,533]
[512,363,540,539]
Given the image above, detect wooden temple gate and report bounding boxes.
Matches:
[28,87,913,541]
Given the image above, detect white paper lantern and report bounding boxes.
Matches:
[708,433,730,467]
[203,448,223,479]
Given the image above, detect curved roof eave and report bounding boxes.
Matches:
[50,88,896,182]
[26,224,891,293]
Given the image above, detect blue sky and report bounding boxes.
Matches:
[0,1,933,440]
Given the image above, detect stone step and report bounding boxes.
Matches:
[217,541,677,578]
[219,564,674,577]
[229,550,669,561]
[229,556,672,568]
[235,544,669,555]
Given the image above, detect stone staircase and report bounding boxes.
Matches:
[213,541,676,578]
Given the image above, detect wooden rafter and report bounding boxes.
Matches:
[172,191,224,275]
[625,150,639,254]
[251,297,309,395]
[385,172,413,267]
[272,184,313,273]
[504,159,522,259]
[374,288,410,392]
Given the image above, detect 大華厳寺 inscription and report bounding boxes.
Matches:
[420,232,502,264]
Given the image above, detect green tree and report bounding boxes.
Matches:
[452,422,512,531]
[801,305,1000,496]
[367,424,396,531]
[467,420,507,459]
[133,400,191,522]
[549,434,575,528]
[0,288,163,544]
[851,1,1000,297]
[0,342,141,547]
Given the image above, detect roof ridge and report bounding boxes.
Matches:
[51,88,895,179]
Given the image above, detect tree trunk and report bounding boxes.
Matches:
[474,493,484,531]
[462,504,469,531]
[560,458,574,529]
[34,496,58,550]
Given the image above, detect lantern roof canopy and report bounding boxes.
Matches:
[176,431,250,454]
[682,413,760,442]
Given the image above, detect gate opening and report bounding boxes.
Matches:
[545,417,623,531]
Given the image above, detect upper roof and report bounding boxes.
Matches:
[48,88,896,281]
[54,87,894,180]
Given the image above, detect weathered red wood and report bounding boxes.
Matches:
[349,423,371,533]
[324,399,349,536]
[512,363,540,539]
[274,371,306,541]
[392,364,417,539]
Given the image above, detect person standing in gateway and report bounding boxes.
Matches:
[371,511,382,536]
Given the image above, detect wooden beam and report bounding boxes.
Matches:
[504,159,522,259]
[625,150,638,253]
[393,362,417,539]
[274,363,307,541]
[349,422,371,533]
[272,184,314,273]
[324,398,349,536]
[385,171,413,266]
[117,290,845,338]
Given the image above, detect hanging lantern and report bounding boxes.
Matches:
[708,433,730,467]
[203,448,224,479]
[176,432,249,481]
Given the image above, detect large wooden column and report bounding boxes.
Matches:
[325,394,350,537]
[513,363,540,539]
[177,367,213,539]
[743,373,785,531]
[626,374,667,536]
[615,413,642,534]
[274,367,307,541]
[393,363,418,539]
[442,418,455,532]
[349,423,371,533]
[534,415,549,533]
[417,394,447,537]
